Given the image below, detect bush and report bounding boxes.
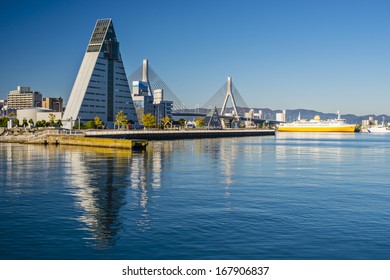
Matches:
[0,117,9,127]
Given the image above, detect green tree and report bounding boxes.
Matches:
[94,116,104,129]
[55,120,62,127]
[48,113,56,126]
[142,113,156,129]
[115,110,127,129]
[84,120,96,129]
[14,118,20,127]
[195,117,205,127]
[0,117,9,127]
[73,122,82,129]
[28,119,34,127]
[22,118,28,127]
[178,118,186,127]
[36,120,47,127]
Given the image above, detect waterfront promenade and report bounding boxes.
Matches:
[84,128,275,140]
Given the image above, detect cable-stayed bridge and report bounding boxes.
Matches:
[128,60,265,125]
[202,76,249,116]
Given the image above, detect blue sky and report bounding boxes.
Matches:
[1,0,389,115]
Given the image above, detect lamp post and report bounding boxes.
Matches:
[69,117,73,134]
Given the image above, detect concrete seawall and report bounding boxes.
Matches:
[0,133,147,150]
[85,129,275,140]
[44,135,147,149]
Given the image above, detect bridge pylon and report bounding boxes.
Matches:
[142,58,153,97]
[220,76,239,117]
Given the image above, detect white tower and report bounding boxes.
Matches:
[141,58,153,97]
[220,76,238,116]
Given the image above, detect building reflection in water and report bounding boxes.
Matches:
[129,150,151,231]
[274,133,347,180]
[65,147,133,249]
[2,144,62,194]
[64,143,176,248]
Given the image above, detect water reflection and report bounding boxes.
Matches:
[0,135,361,251]
[1,144,62,193]
[64,146,132,249]
[62,143,180,247]
[2,134,389,259]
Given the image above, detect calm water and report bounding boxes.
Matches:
[1,133,389,260]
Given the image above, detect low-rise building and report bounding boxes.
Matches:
[17,108,62,125]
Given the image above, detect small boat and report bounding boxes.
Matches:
[277,112,356,133]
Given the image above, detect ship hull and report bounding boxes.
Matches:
[277,125,356,132]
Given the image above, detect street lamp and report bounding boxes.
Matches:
[69,117,73,134]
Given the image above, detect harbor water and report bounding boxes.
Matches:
[1,133,389,259]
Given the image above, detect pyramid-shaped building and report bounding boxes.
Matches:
[63,19,138,128]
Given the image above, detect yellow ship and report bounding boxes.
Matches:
[277,112,356,133]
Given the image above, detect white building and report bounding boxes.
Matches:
[17,108,62,125]
[153,89,173,124]
[276,110,286,122]
[62,19,138,129]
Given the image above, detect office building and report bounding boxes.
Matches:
[131,81,155,124]
[42,97,63,112]
[62,18,138,128]
[7,86,42,109]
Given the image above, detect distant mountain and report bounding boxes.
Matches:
[180,107,389,124]
[254,108,389,124]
